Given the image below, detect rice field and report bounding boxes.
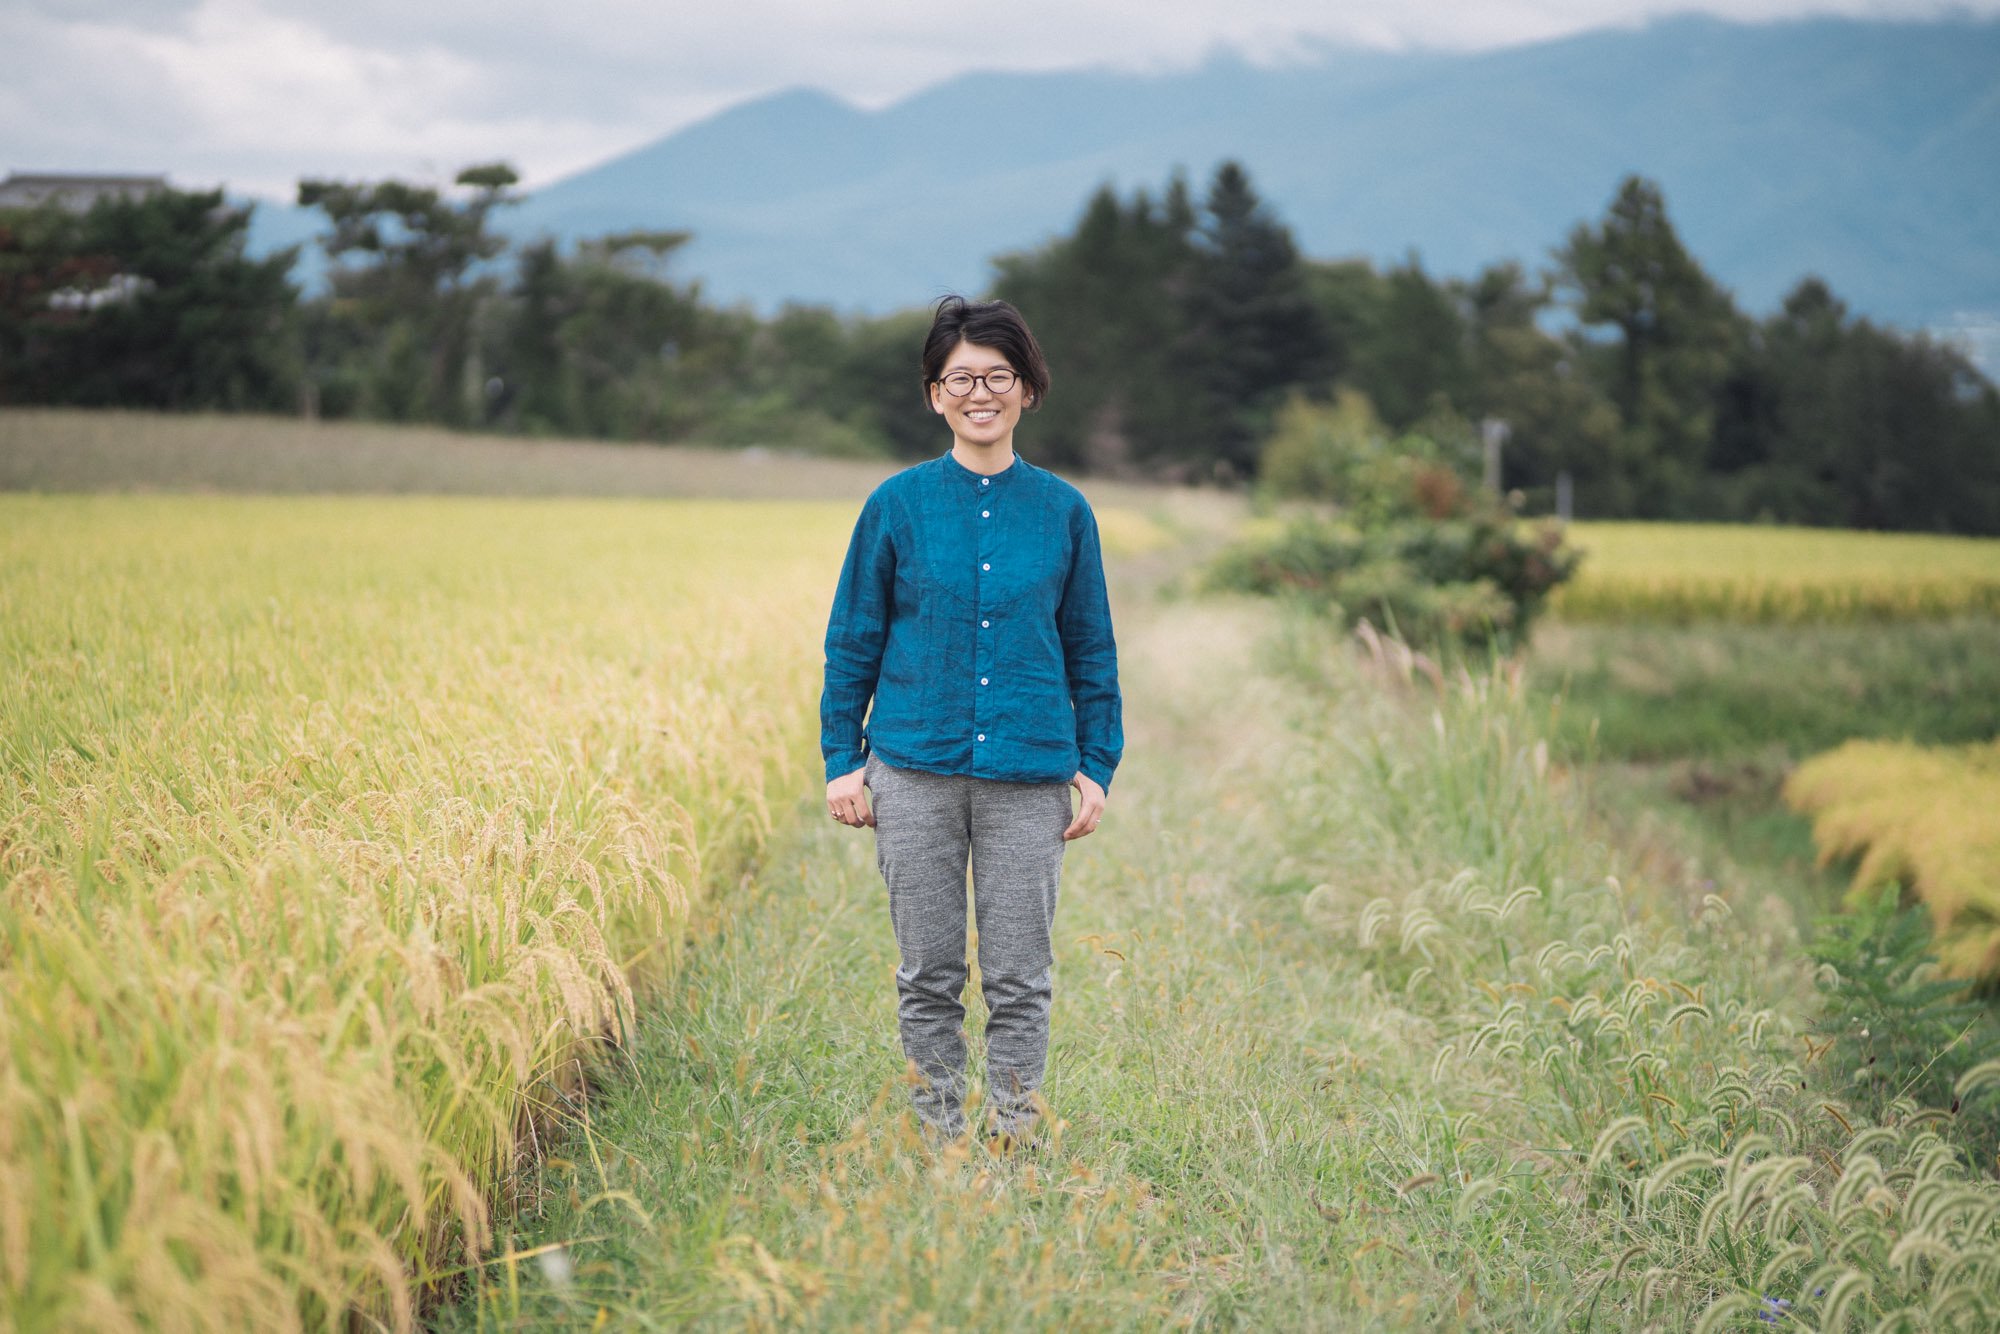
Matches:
[1550,522,2000,623]
[0,495,847,1329]
[1785,738,2000,984]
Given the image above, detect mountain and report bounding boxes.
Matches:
[254,15,2000,351]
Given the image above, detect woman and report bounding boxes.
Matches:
[820,295,1123,1150]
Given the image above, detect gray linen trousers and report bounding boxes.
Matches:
[865,751,1071,1138]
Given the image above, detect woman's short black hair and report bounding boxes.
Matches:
[921,295,1050,410]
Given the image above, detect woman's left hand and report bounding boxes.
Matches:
[1064,772,1106,840]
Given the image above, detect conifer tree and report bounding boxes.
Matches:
[1183,161,1328,477]
[1554,176,1744,516]
[298,162,520,423]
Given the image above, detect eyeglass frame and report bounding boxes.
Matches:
[931,368,1022,398]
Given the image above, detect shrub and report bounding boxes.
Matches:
[1222,391,1580,648]
[1210,507,1578,651]
[1257,390,1482,527]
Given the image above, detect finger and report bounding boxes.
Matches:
[862,801,876,828]
[1063,808,1089,840]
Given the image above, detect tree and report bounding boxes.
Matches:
[0,188,299,410]
[487,230,748,440]
[298,162,520,423]
[994,177,1205,472]
[1457,260,1620,509]
[1702,276,2000,533]
[1554,176,1744,517]
[826,307,939,459]
[1344,254,1470,430]
[1182,161,1328,477]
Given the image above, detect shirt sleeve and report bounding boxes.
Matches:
[1056,501,1123,792]
[820,492,894,782]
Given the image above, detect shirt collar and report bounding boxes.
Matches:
[941,449,1027,487]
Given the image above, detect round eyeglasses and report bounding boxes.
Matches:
[936,369,1019,397]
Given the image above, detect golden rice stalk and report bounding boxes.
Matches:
[0,496,845,1328]
[1784,738,2000,983]
[1551,522,2000,624]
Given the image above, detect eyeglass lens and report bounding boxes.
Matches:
[941,370,1018,396]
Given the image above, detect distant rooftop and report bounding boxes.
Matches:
[0,172,169,211]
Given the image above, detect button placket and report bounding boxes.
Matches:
[973,475,996,758]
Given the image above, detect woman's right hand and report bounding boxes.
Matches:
[827,765,873,828]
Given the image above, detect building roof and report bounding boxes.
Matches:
[0,173,171,210]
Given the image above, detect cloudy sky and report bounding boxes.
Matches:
[1,0,1988,200]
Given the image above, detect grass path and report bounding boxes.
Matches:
[434,566,2000,1330]
[436,583,1413,1329]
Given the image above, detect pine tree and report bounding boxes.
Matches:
[298,163,520,424]
[1183,161,1328,478]
[1554,176,1744,517]
[993,178,1203,472]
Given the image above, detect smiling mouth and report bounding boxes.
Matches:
[965,410,1000,423]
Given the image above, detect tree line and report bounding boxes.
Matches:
[3,161,1996,533]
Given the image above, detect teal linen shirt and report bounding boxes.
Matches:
[820,450,1123,791]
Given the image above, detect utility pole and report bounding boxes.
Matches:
[1479,417,1510,495]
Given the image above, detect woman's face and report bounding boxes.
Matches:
[930,338,1028,450]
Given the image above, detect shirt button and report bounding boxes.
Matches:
[981,478,990,486]
[981,562,990,571]
[977,734,986,742]
[981,620,990,628]
[981,510,990,518]
[980,677,988,685]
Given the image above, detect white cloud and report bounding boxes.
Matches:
[1,0,639,197]
[2,0,1994,198]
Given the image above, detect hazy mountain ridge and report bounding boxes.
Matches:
[254,14,2000,348]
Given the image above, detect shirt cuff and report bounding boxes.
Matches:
[825,748,868,783]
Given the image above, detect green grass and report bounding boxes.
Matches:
[1523,617,2000,940]
[1529,619,2000,763]
[434,592,2000,1330]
